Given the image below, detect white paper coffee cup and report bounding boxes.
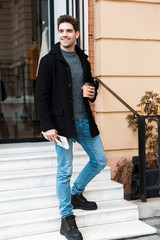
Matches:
[83,83,93,97]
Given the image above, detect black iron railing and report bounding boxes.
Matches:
[138,115,160,201]
[95,77,160,202]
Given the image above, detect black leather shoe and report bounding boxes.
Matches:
[60,215,83,240]
[71,193,97,210]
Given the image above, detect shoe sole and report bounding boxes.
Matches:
[60,230,83,240]
[73,206,97,210]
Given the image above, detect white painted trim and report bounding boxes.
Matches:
[48,0,51,50]
[84,0,88,54]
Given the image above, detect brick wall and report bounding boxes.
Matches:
[0,0,12,61]
[88,0,95,114]
[88,0,94,75]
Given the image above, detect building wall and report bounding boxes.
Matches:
[88,0,96,114]
[0,0,12,61]
[10,0,32,61]
[88,0,95,73]
[94,0,160,177]
[0,0,32,62]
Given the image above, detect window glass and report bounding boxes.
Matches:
[0,0,49,141]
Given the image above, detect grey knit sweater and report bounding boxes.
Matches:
[61,48,88,120]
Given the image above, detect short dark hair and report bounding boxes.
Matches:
[57,15,79,32]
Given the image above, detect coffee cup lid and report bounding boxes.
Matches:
[83,82,93,86]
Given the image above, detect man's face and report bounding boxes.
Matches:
[58,22,79,51]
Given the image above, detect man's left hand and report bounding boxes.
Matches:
[88,86,95,100]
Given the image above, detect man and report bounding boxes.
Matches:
[35,15,107,240]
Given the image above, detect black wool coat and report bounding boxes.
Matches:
[35,42,99,138]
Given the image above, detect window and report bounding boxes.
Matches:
[49,0,88,53]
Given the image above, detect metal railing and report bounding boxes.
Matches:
[95,77,160,202]
[138,115,160,201]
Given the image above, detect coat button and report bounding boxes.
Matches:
[69,99,72,103]
[68,83,72,87]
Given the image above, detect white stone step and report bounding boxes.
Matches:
[0,166,111,191]
[7,220,157,240]
[0,142,157,240]
[0,149,89,171]
[0,142,82,155]
[0,142,54,155]
[0,180,123,214]
[0,199,141,240]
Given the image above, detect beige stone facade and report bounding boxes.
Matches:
[94,0,160,177]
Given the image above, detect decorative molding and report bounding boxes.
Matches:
[95,0,160,4]
[95,37,160,42]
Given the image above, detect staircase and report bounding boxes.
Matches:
[0,142,156,240]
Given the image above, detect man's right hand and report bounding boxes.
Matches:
[45,129,58,144]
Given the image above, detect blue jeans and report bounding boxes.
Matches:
[55,119,107,218]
